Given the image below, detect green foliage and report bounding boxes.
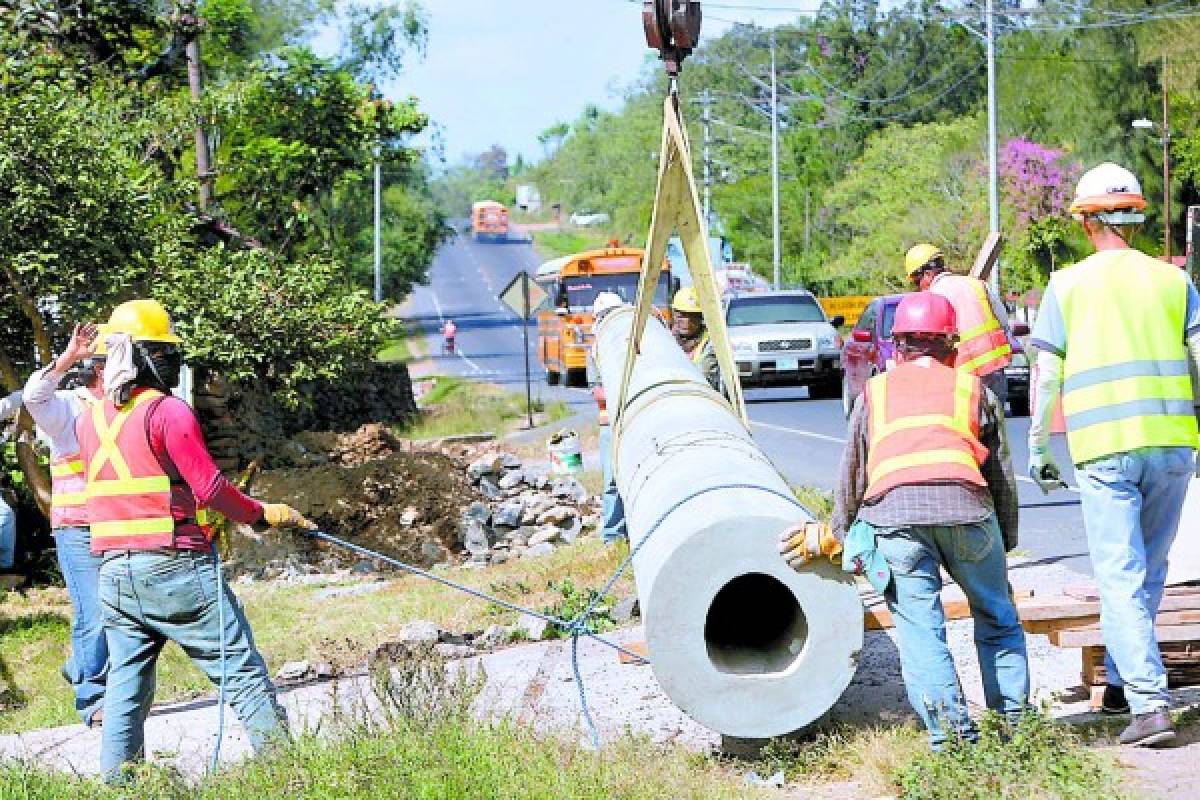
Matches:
[893,711,1130,800]
[532,229,613,260]
[156,247,395,408]
[540,577,615,639]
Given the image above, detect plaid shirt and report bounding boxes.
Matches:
[832,377,1019,546]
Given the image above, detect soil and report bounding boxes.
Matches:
[228,424,481,575]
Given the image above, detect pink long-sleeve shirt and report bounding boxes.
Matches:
[146,395,264,550]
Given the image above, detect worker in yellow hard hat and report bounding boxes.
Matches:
[78,298,310,781]
[670,287,720,390]
[904,243,1017,408]
[1028,162,1200,747]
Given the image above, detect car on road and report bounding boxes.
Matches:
[727,290,845,398]
[568,211,611,227]
[840,293,904,417]
[1004,321,1032,416]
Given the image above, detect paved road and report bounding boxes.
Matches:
[408,234,1093,577]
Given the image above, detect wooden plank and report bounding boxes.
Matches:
[968,232,1004,281]
[1019,593,1200,634]
[866,590,1034,631]
[617,641,649,665]
[1064,583,1200,602]
[1051,622,1200,648]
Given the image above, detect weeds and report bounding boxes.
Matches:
[793,485,834,522]
[892,711,1131,800]
[540,577,615,638]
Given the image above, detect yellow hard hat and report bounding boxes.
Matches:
[904,243,943,277]
[106,299,183,344]
[671,287,702,314]
[93,323,111,356]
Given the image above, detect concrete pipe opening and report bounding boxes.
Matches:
[704,573,808,675]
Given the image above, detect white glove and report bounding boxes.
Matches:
[1028,444,1066,494]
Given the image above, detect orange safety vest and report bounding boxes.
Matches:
[863,360,989,502]
[49,393,98,529]
[930,273,1013,377]
[76,388,178,553]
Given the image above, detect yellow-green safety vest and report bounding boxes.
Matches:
[1054,248,1198,464]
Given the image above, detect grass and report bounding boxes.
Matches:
[376,323,424,364]
[793,485,834,522]
[0,539,634,734]
[400,375,570,440]
[531,228,612,260]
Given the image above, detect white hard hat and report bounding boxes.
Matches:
[1070,162,1146,224]
[593,291,625,317]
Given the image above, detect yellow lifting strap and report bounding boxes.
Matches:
[614,94,748,427]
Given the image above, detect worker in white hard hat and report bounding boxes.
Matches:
[1028,162,1200,747]
[589,292,628,543]
[904,243,1019,408]
[670,287,720,391]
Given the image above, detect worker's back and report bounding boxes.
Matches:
[1048,248,1197,462]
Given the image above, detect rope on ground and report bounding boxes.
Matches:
[301,482,808,750]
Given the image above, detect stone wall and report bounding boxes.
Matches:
[194,363,417,472]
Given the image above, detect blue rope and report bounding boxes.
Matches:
[210,544,228,774]
[301,482,806,750]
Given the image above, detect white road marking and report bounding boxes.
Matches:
[458,348,482,373]
[749,420,847,444]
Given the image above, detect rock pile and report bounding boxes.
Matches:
[459,451,601,566]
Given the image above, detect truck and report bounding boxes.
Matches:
[534,247,674,387]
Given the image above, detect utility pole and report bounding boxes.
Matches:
[770,31,781,291]
[1162,54,1172,261]
[985,0,1000,293]
[702,90,712,230]
[181,2,211,210]
[374,146,383,303]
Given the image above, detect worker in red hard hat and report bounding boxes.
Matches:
[781,291,1027,750]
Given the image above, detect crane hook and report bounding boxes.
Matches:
[642,0,702,80]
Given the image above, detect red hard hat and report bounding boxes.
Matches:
[891,292,956,336]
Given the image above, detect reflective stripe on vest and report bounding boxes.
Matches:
[77,389,175,552]
[1054,249,1198,464]
[50,455,89,528]
[931,273,1013,377]
[864,360,989,502]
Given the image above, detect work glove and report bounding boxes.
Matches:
[1028,444,1066,494]
[262,503,316,530]
[778,521,843,570]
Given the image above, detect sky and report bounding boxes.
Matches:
[359,1,814,167]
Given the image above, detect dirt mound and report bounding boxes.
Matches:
[237,449,478,574]
[290,422,405,467]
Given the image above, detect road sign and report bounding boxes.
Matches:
[499,271,546,320]
[497,271,544,428]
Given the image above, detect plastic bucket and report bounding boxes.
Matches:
[547,428,583,474]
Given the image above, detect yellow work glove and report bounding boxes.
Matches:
[778,521,843,570]
[262,503,315,530]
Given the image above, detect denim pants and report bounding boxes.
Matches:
[1074,446,1193,714]
[98,549,287,780]
[598,424,627,544]
[53,527,108,725]
[871,515,1029,748]
[0,494,14,570]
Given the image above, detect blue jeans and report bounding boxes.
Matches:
[98,550,287,781]
[53,527,108,725]
[598,425,627,544]
[0,494,14,569]
[1074,446,1193,714]
[871,515,1029,749]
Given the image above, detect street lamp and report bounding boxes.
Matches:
[1131,116,1172,260]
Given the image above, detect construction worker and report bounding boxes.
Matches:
[589,292,627,544]
[22,322,110,726]
[905,243,1017,407]
[77,299,310,781]
[0,390,22,591]
[670,287,720,391]
[782,292,1027,750]
[1028,162,1200,747]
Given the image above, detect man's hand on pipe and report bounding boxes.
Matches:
[779,521,842,570]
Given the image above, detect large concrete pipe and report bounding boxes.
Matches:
[595,305,863,738]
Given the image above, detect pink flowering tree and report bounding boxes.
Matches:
[999,138,1081,289]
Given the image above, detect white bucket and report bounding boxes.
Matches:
[547,428,583,474]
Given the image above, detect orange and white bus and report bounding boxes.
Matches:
[534,246,674,387]
[471,200,509,242]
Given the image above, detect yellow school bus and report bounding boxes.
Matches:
[471,200,509,242]
[535,247,674,387]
